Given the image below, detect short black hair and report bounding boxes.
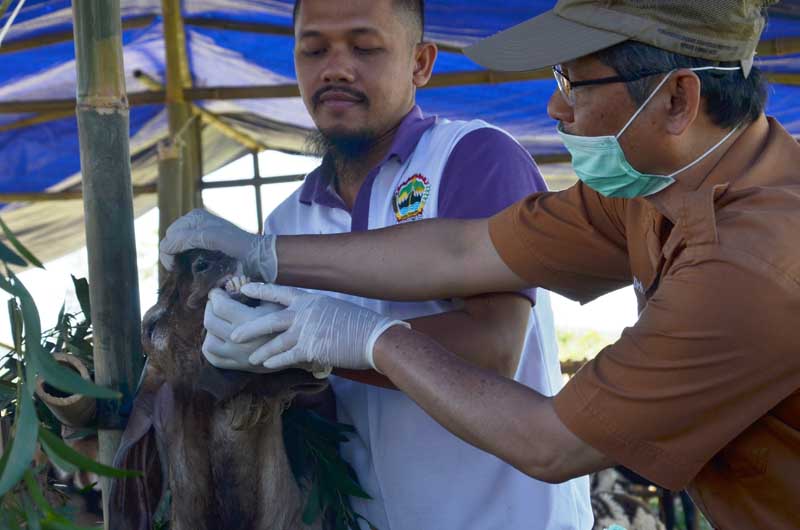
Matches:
[596,41,767,129]
[293,0,425,43]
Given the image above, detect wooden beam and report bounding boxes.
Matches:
[134,70,269,152]
[533,153,571,165]
[182,17,464,54]
[0,15,155,54]
[764,72,800,85]
[0,185,157,203]
[757,37,800,57]
[0,13,797,60]
[0,109,74,132]
[425,68,550,87]
[0,68,554,113]
[184,16,293,37]
[201,174,305,190]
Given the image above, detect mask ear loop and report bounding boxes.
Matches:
[664,123,740,178]
[616,69,676,140]
[615,66,742,141]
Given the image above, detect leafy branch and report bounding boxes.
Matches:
[0,217,137,530]
[283,408,375,530]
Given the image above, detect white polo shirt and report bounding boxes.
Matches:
[266,106,593,530]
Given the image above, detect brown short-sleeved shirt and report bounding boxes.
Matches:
[489,115,800,530]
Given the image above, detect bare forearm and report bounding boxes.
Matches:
[333,292,529,388]
[372,326,613,482]
[410,293,529,377]
[275,218,526,301]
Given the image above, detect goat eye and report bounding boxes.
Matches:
[193,259,210,273]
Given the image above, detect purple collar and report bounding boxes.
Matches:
[298,106,436,208]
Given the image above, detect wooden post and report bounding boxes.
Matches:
[253,152,264,234]
[157,139,182,283]
[71,2,145,526]
[162,0,203,215]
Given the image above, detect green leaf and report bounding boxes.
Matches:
[5,508,24,530]
[23,469,51,515]
[0,218,43,269]
[38,427,140,479]
[320,458,370,499]
[61,427,96,441]
[0,241,26,267]
[22,492,43,530]
[0,380,15,399]
[36,352,119,400]
[7,299,22,353]
[76,482,98,495]
[54,304,67,353]
[40,435,78,475]
[301,479,322,525]
[0,274,116,400]
[0,385,39,496]
[41,520,103,530]
[71,276,91,323]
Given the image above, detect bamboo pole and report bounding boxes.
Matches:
[0,15,155,54]
[70,2,144,526]
[252,152,264,234]
[0,175,311,203]
[162,0,202,216]
[0,184,156,202]
[157,139,181,282]
[0,0,13,20]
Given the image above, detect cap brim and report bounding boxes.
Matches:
[465,11,630,72]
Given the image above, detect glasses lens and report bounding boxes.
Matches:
[552,66,573,105]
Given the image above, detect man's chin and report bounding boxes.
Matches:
[306,126,377,160]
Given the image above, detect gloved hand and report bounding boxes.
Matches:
[230,283,410,372]
[203,288,332,378]
[202,288,283,373]
[159,209,277,282]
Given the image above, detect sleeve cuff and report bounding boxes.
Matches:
[554,376,704,491]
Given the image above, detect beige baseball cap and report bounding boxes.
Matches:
[465,0,777,77]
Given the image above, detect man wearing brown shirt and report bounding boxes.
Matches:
[161,1,799,527]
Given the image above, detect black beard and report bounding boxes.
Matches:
[305,128,377,164]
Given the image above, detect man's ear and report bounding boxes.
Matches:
[412,41,438,88]
[665,69,702,136]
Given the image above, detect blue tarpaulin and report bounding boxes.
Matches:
[1,1,800,261]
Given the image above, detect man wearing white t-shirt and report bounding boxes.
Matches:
[166,0,592,528]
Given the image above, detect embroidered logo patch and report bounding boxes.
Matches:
[393,174,430,222]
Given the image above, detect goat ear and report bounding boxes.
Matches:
[108,374,167,530]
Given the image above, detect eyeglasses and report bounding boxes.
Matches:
[552,65,669,106]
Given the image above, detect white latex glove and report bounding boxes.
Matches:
[231,283,410,372]
[159,209,277,282]
[202,288,332,378]
[202,288,283,373]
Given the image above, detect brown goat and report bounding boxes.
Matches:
[110,250,327,530]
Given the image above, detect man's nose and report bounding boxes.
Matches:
[321,49,356,84]
[547,90,573,124]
